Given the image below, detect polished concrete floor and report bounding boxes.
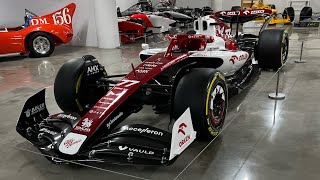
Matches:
[0,27,320,180]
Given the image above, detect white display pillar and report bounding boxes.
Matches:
[94,0,120,49]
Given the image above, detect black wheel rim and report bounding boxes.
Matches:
[209,84,226,127]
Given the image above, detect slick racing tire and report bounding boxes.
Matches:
[258,29,289,70]
[27,32,55,58]
[54,56,108,115]
[268,4,276,9]
[300,7,312,22]
[283,7,295,22]
[231,6,241,11]
[173,68,227,139]
[201,6,213,16]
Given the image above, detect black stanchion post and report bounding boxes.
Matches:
[144,33,147,44]
[295,41,306,63]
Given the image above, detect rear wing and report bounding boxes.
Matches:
[214,9,272,23]
[215,9,272,17]
[213,9,272,39]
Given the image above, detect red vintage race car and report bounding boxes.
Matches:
[0,3,76,58]
[118,18,145,43]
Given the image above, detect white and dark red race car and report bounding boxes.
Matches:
[117,4,177,35]
[16,9,288,165]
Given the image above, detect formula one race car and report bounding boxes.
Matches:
[118,6,176,35]
[0,3,76,58]
[146,0,212,19]
[119,1,192,26]
[16,9,288,166]
[294,7,320,27]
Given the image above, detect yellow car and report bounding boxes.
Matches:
[237,0,295,25]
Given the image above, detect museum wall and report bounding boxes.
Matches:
[116,0,138,11]
[175,0,212,8]
[221,0,241,10]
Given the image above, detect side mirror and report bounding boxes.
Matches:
[142,43,150,50]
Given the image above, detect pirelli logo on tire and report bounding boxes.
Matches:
[218,73,225,82]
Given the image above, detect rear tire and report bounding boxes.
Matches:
[258,29,289,69]
[283,7,295,22]
[173,68,227,139]
[268,4,276,9]
[300,7,312,22]
[27,32,55,58]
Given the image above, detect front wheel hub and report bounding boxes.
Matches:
[33,36,50,54]
[209,84,225,126]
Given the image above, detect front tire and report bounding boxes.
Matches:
[300,7,312,22]
[284,7,295,22]
[54,56,108,115]
[268,4,276,9]
[258,29,289,69]
[27,32,55,58]
[173,68,227,139]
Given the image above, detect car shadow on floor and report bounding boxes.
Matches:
[0,55,26,62]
